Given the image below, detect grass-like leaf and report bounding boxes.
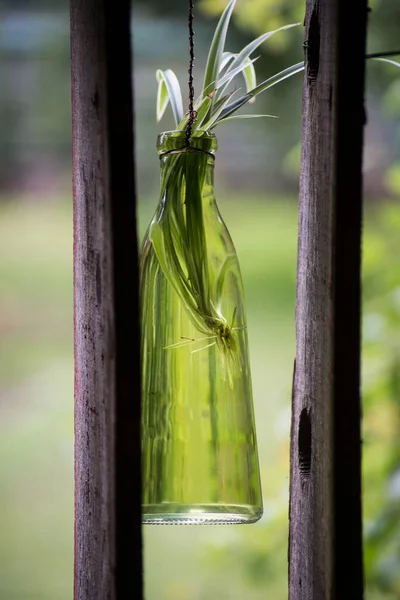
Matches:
[216,61,305,123]
[195,96,213,128]
[214,254,237,301]
[213,56,259,93]
[202,0,237,99]
[249,61,305,96]
[211,114,277,128]
[149,11,305,352]
[156,69,184,127]
[219,51,237,73]
[201,90,238,130]
[156,72,170,122]
[150,145,236,342]
[216,22,300,101]
[227,22,300,76]
[243,59,257,103]
[155,11,302,131]
[373,57,400,68]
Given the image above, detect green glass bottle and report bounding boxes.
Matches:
[140,130,262,524]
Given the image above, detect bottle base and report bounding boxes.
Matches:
[142,503,263,525]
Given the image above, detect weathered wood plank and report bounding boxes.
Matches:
[70,1,143,598]
[289,1,367,598]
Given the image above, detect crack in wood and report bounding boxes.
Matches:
[305,4,320,84]
[298,408,312,484]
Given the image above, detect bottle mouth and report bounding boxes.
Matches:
[157,130,218,155]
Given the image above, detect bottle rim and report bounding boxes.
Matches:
[157,130,218,155]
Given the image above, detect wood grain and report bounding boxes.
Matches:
[70,1,143,598]
[289,0,367,598]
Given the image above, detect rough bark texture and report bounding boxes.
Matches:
[289,0,367,598]
[71,1,143,598]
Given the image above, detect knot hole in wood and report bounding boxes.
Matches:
[304,5,320,84]
[298,408,312,484]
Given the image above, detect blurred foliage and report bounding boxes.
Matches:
[0,198,399,599]
[0,200,73,600]
[362,204,400,597]
[195,201,400,600]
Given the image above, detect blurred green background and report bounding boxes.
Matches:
[0,1,399,599]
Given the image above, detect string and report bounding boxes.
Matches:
[185,0,197,146]
[159,147,215,159]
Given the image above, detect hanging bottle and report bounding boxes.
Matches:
[140,130,263,524]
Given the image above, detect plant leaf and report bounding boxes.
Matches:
[220,51,237,72]
[201,90,237,130]
[214,56,259,92]
[194,96,213,128]
[156,69,184,127]
[177,94,218,131]
[242,58,257,103]
[216,22,300,101]
[373,57,400,68]
[202,0,237,98]
[249,61,304,96]
[229,23,300,74]
[214,254,237,300]
[211,114,277,128]
[156,73,170,122]
[216,62,304,123]
[213,89,238,109]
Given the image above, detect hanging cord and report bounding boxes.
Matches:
[161,1,214,159]
[185,0,197,147]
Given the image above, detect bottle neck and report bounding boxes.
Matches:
[157,130,218,156]
[159,148,217,211]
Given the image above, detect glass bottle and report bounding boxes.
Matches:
[140,130,262,524]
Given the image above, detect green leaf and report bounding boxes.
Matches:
[216,62,304,123]
[156,69,184,127]
[214,254,237,300]
[214,56,259,92]
[202,0,237,98]
[211,90,238,112]
[216,22,300,101]
[242,59,257,103]
[201,90,237,130]
[249,61,304,96]
[156,73,170,122]
[195,96,213,128]
[211,114,277,129]
[219,52,237,73]
[177,95,214,131]
[228,23,300,75]
[373,57,400,69]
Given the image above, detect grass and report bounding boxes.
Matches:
[0,194,297,600]
[2,195,396,599]
[0,199,73,600]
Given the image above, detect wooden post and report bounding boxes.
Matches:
[70,1,143,599]
[289,0,367,598]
